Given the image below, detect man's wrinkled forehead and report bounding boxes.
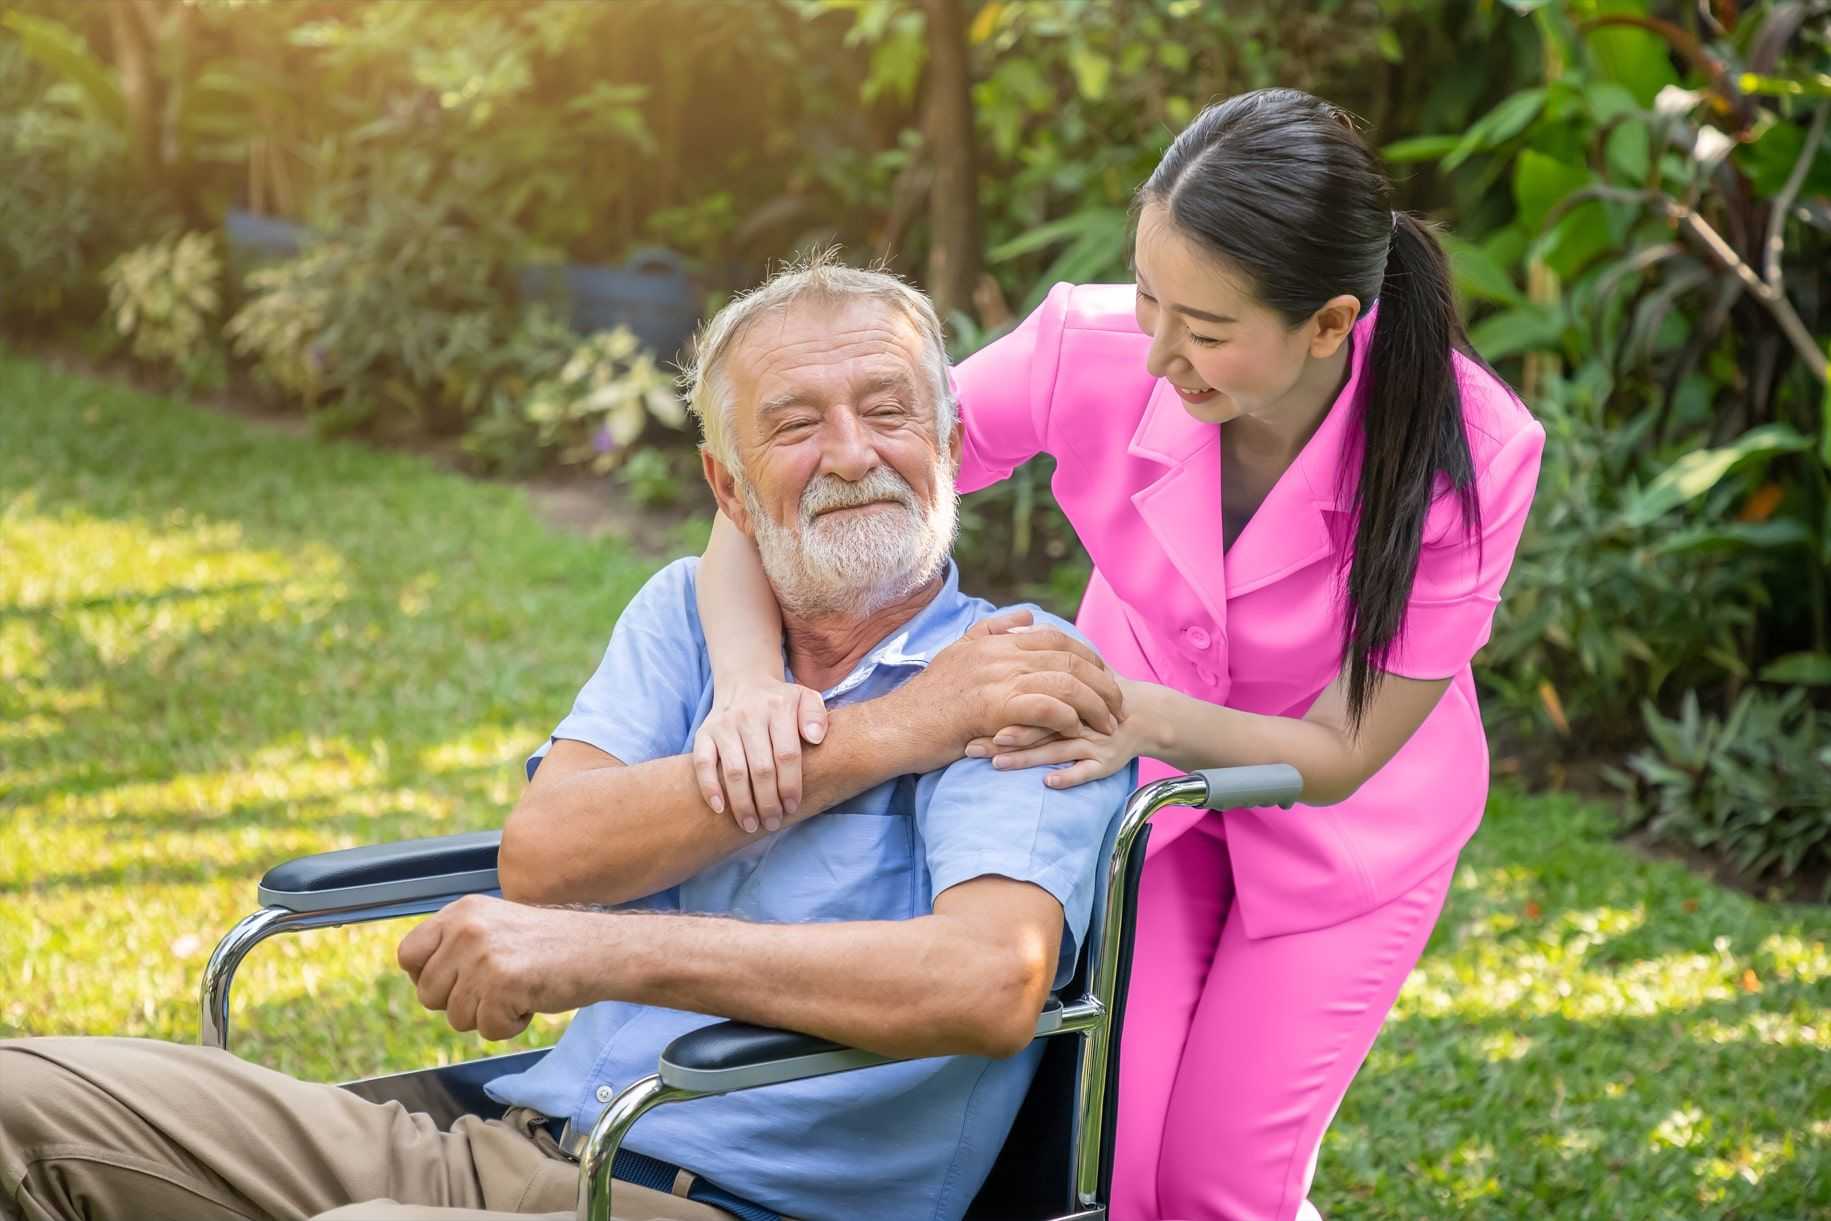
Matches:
[727,298,927,420]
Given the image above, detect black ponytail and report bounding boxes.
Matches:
[1140,89,1485,731]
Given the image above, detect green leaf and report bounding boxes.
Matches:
[1585,81,1640,125]
[1068,47,1111,102]
[1733,113,1831,198]
[987,209,1127,262]
[1375,29,1402,64]
[1650,520,1812,554]
[1468,305,1566,361]
[1383,134,1463,164]
[1758,653,1831,686]
[1442,234,1526,307]
[1444,88,1547,171]
[1605,120,1652,183]
[1533,201,1615,279]
[1822,343,1831,470]
[1621,425,1813,527]
[1583,1,1679,105]
[1513,150,1592,231]
[1,10,125,130]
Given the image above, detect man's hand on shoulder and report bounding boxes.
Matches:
[894,609,1125,764]
[397,895,608,1041]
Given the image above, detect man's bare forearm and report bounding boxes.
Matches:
[560,900,1052,1059]
[500,685,956,906]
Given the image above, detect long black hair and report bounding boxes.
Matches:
[1139,87,1485,731]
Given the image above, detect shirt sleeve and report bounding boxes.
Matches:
[912,613,1136,987]
[525,557,710,776]
[951,283,1072,493]
[1384,419,1547,680]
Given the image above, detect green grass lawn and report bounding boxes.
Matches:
[2,351,1826,1218]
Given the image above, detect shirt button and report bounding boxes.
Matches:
[595,1085,614,1104]
[1197,666,1219,686]
[1184,626,1211,651]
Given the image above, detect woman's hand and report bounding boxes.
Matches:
[968,678,1149,789]
[692,677,830,834]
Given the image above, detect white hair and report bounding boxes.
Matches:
[679,248,956,468]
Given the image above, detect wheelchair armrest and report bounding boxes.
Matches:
[1197,764,1303,810]
[655,996,1066,1094]
[257,830,501,912]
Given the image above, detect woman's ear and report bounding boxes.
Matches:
[1308,294,1362,359]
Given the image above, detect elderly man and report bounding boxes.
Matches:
[0,257,1134,1221]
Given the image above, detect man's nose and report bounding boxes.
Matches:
[817,409,878,482]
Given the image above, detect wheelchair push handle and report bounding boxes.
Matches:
[1195,764,1303,810]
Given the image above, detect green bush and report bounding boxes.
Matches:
[519,327,689,473]
[0,35,162,322]
[1616,688,1831,896]
[103,232,224,386]
[225,197,510,436]
[1408,1,1831,749]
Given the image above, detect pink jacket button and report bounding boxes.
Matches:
[1184,626,1211,651]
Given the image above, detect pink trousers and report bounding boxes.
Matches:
[1110,818,1457,1221]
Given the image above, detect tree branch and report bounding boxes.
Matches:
[1585,182,1829,384]
[1763,99,1829,289]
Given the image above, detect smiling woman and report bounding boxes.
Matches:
[687,87,1549,1221]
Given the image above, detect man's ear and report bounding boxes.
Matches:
[1307,294,1362,359]
[947,420,963,472]
[701,449,752,535]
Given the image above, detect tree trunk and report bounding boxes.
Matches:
[919,0,980,322]
[107,0,161,185]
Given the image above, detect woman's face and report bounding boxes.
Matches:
[1132,200,1346,426]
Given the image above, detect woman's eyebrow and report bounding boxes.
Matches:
[1133,265,1235,324]
[1174,303,1236,325]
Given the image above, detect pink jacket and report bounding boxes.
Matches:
[953,283,1546,937]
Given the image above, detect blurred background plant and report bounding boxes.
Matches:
[520,327,690,475]
[103,231,225,389]
[1390,0,1829,891]
[3,0,1827,891]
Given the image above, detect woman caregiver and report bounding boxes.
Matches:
[688,88,1544,1220]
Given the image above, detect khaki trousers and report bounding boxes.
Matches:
[0,1038,734,1221]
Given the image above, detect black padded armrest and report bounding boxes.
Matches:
[656,997,1066,1094]
[258,831,501,913]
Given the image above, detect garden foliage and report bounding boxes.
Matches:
[2,0,1827,886]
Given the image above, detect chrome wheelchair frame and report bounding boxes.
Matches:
[201,765,1302,1221]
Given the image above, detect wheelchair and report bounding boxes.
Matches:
[200,764,1303,1221]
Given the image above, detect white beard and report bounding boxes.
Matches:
[742,461,959,620]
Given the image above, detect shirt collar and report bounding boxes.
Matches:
[805,561,973,702]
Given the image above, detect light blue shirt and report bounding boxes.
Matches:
[485,557,1132,1221]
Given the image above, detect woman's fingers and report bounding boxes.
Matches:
[767,699,804,821]
[716,726,762,833]
[1041,759,1106,789]
[691,730,727,815]
[797,686,829,744]
[737,712,784,831]
[992,725,1056,750]
[966,729,1056,758]
[988,737,1093,772]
